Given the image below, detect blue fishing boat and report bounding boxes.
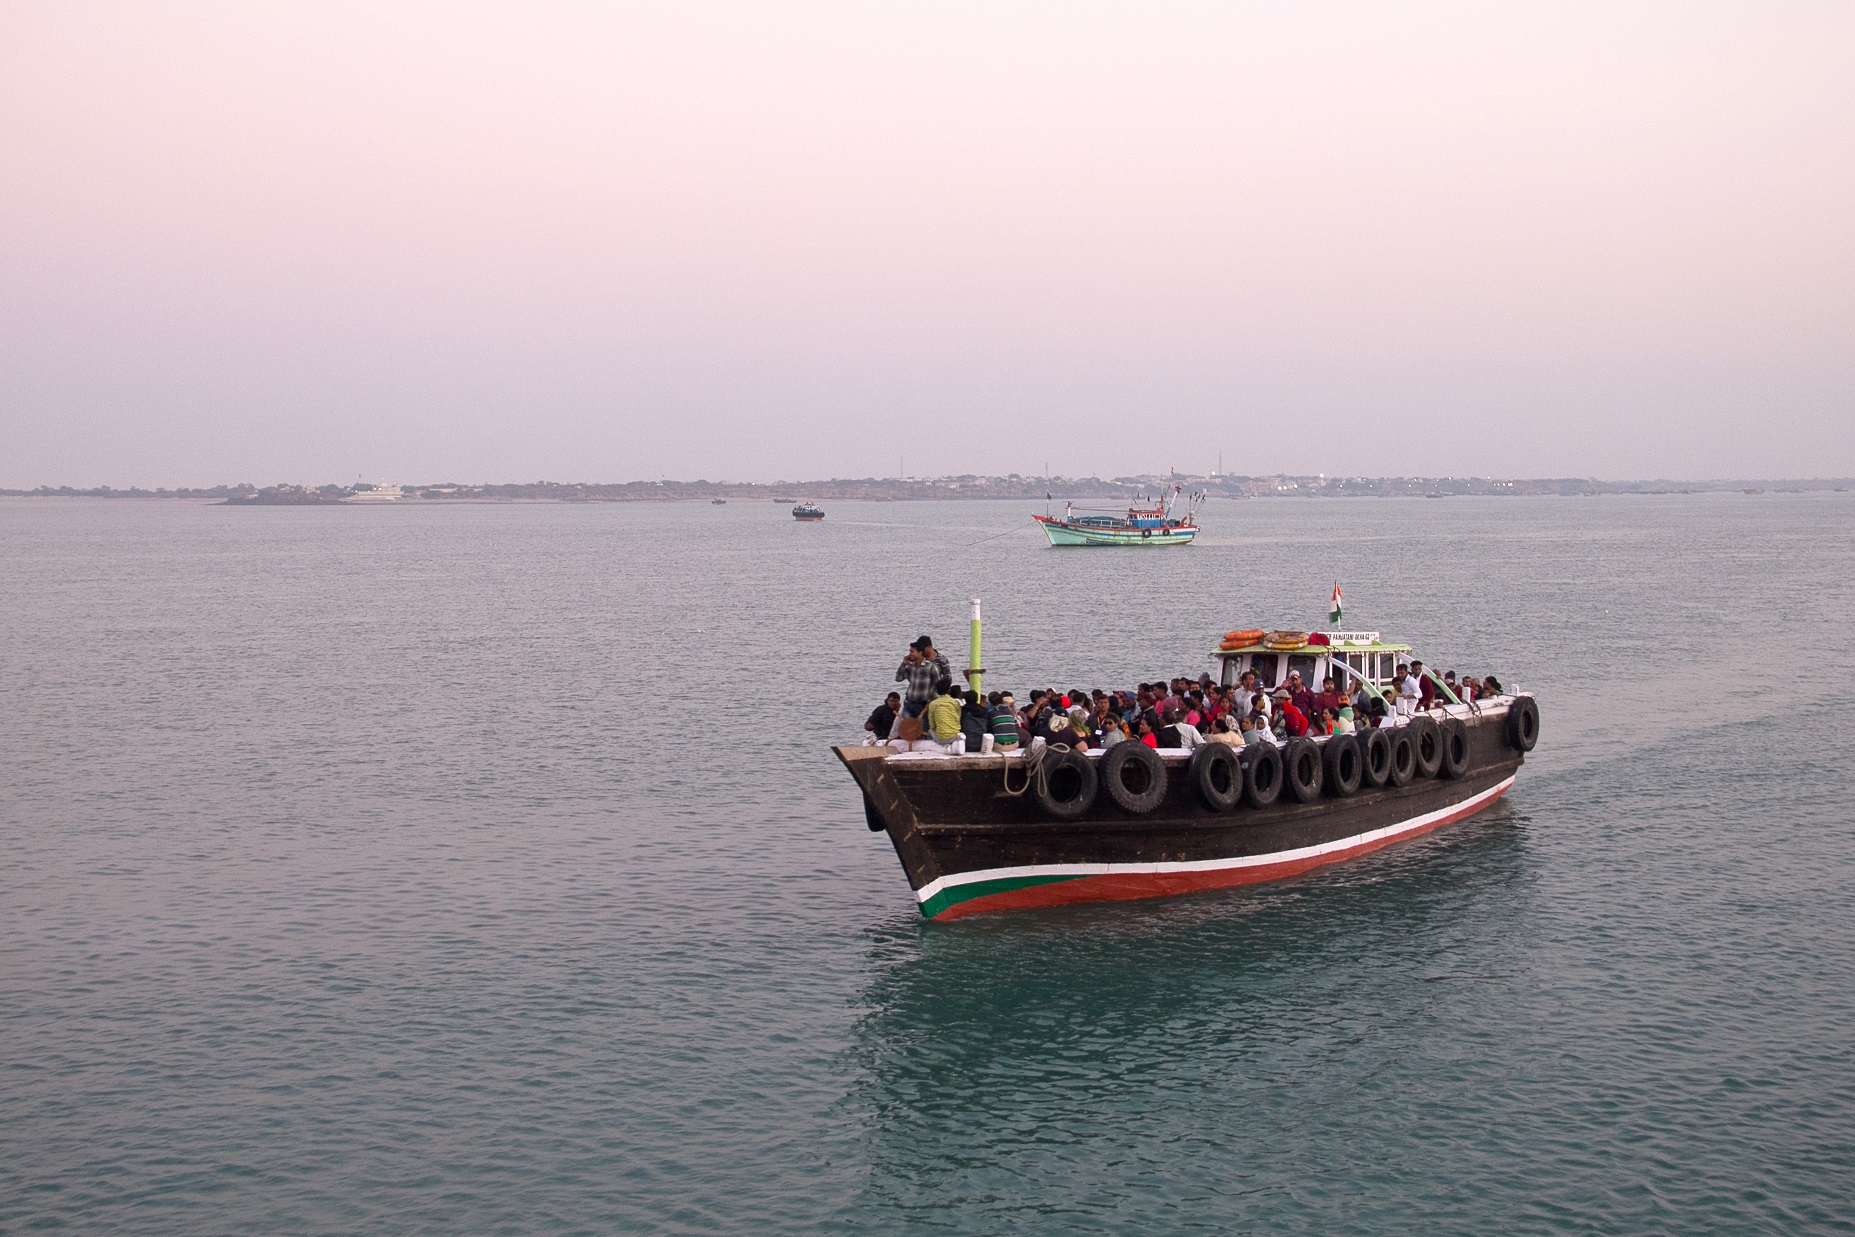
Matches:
[1033,486,1201,546]
[792,502,825,521]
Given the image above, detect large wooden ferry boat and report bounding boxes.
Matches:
[1033,486,1201,546]
[836,628,1538,921]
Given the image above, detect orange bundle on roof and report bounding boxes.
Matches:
[1222,629,1265,646]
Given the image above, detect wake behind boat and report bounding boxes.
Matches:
[1033,485,1201,546]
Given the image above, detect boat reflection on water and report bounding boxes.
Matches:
[844,805,1532,1218]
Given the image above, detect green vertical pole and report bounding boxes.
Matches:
[968,598,983,696]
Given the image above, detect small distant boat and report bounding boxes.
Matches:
[346,483,404,503]
[711,498,726,505]
[1744,488,1765,495]
[1033,485,1199,546]
[792,502,825,521]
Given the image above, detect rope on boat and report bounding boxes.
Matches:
[999,740,1069,798]
[968,522,1036,549]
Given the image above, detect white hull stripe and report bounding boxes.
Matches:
[914,776,1516,905]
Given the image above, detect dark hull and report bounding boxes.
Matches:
[836,705,1526,919]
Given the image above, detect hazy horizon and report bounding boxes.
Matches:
[5,1,1852,489]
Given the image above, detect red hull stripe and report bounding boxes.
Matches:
[918,776,1514,921]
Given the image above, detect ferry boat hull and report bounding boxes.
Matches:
[836,703,1526,921]
[1035,517,1197,547]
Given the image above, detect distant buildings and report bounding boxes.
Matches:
[7,474,1851,502]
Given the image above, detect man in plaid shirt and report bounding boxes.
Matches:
[895,635,952,717]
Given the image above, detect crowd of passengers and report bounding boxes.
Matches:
[866,634,1505,755]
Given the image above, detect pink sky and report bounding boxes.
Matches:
[3,0,1852,485]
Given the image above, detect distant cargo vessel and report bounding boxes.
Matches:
[792,502,825,521]
[347,483,403,503]
[1033,485,1200,546]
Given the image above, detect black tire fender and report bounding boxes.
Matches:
[1357,728,1392,788]
[1189,743,1243,812]
[1386,729,1416,787]
[1323,733,1363,798]
[1439,718,1471,779]
[1505,696,1539,752]
[1241,743,1283,809]
[1032,747,1098,820]
[1408,715,1443,779]
[1101,741,1167,814]
[1282,737,1324,803]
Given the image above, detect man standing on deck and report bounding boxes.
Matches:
[1285,671,1317,724]
[1411,659,1437,710]
[896,636,951,718]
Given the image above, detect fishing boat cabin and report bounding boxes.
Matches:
[1215,630,1413,694]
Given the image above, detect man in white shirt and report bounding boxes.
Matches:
[1394,665,1420,717]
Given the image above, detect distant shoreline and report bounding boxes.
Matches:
[3,474,1852,505]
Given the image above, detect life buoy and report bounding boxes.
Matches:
[1505,696,1539,752]
[1407,715,1443,778]
[1440,718,1470,779]
[1242,743,1282,809]
[1101,741,1167,814]
[1357,728,1392,788]
[1032,748,1098,820]
[1264,630,1308,649]
[1283,737,1324,803]
[1141,528,1152,539]
[1223,629,1265,645]
[1323,733,1363,797]
[1189,744,1243,812]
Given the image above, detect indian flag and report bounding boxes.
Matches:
[1330,582,1343,624]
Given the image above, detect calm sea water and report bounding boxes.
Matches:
[3,493,1853,1234]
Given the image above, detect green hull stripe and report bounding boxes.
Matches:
[917,872,1081,919]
